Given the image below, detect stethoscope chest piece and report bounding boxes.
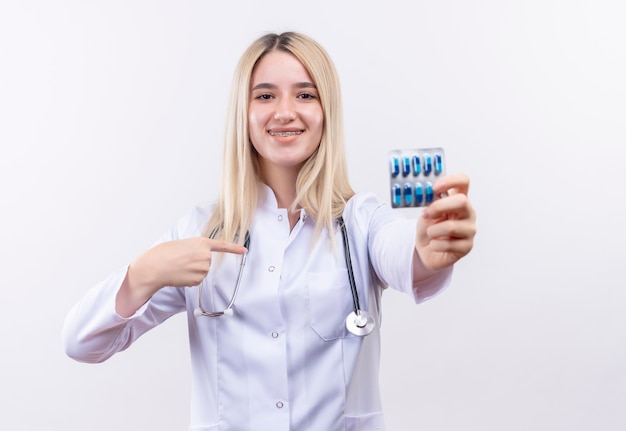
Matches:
[346,310,375,336]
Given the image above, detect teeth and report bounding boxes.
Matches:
[269,131,302,137]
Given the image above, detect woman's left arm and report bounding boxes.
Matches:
[414,173,477,275]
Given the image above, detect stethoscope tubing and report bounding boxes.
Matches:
[338,216,361,314]
[194,231,250,317]
[194,219,375,336]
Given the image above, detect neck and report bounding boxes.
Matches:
[260,164,301,229]
[260,164,300,209]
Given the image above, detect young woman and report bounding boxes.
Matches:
[63,31,476,431]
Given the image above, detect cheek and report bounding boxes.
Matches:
[249,102,274,125]
[312,110,324,137]
[302,105,324,132]
[248,109,266,143]
[248,109,261,130]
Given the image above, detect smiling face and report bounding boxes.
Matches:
[248,50,324,180]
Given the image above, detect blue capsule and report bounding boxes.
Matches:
[390,156,400,177]
[424,154,432,175]
[412,155,421,175]
[402,156,411,176]
[403,183,413,205]
[414,182,424,204]
[435,153,443,174]
[425,182,434,203]
[392,184,402,206]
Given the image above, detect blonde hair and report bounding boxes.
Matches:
[206,31,354,243]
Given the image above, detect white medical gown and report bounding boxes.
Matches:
[63,185,452,431]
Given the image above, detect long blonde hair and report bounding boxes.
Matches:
[206,31,354,243]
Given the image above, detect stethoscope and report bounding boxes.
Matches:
[194,216,376,337]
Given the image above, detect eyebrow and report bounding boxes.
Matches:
[251,82,317,91]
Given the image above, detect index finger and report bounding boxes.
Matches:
[434,173,470,196]
[204,238,247,255]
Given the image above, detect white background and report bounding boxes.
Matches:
[1,1,625,430]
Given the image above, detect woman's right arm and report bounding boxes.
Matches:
[62,265,186,363]
[62,236,246,363]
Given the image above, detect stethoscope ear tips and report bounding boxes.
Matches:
[193,308,203,317]
[346,310,375,336]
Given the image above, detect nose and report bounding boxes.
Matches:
[274,111,296,122]
[273,98,296,122]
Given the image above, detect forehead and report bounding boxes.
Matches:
[251,50,314,85]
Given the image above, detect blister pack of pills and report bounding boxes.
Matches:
[388,148,446,208]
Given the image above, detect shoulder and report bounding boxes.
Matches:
[345,192,382,210]
[343,192,412,237]
[343,192,388,233]
[344,192,393,220]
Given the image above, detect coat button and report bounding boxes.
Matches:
[271,332,279,338]
[276,401,284,409]
[278,215,284,221]
[268,266,275,272]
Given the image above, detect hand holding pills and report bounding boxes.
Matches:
[415,172,476,270]
[388,148,476,270]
